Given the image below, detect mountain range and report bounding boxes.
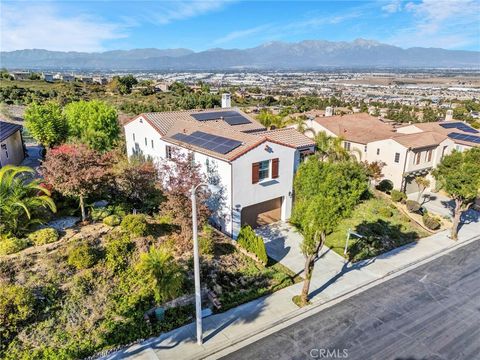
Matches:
[2,39,479,70]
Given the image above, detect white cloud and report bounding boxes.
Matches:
[1,3,126,52]
[213,25,270,45]
[388,0,480,49]
[148,0,232,25]
[213,9,362,46]
[381,0,402,14]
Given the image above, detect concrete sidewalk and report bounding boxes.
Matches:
[102,216,480,360]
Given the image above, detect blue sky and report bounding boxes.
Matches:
[2,0,479,52]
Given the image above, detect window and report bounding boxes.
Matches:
[344,142,351,151]
[258,160,270,181]
[377,148,380,155]
[394,152,400,163]
[165,145,173,159]
[415,152,421,165]
[151,140,154,149]
[427,149,433,162]
[133,133,135,141]
[364,145,367,153]
[252,159,279,184]
[441,146,448,158]
[145,137,147,146]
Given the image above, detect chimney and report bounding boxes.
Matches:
[445,109,453,121]
[325,106,333,117]
[221,93,231,108]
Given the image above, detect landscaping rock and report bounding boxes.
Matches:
[46,216,80,231]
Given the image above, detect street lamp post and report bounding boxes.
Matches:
[191,183,207,345]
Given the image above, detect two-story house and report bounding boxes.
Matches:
[305,113,455,194]
[124,108,315,239]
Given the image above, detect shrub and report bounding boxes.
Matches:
[67,243,96,270]
[391,190,407,202]
[28,228,59,245]
[91,204,127,221]
[103,215,121,227]
[237,225,268,265]
[0,283,35,342]
[0,235,30,255]
[106,233,134,272]
[121,214,148,237]
[378,207,393,218]
[406,200,421,213]
[423,214,441,230]
[199,225,214,256]
[376,179,394,193]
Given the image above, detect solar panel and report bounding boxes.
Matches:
[224,115,251,125]
[448,132,480,143]
[191,111,251,126]
[440,122,479,134]
[171,131,242,154]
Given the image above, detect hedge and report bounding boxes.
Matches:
[237,225,268,265]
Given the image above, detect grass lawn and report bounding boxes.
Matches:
[326,196,430,262]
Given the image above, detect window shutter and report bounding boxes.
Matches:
[252,162,260,184]
[272,158,279,179]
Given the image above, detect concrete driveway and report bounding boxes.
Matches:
[255,222,379,301]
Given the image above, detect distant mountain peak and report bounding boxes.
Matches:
[1,39,478,70]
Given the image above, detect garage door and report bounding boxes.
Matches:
[241,197,282,228]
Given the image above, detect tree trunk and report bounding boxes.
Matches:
[300,254,315,306]
[451,199,463,240]
[79,194,86,222]
[300,231,326,306]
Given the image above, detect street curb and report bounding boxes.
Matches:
[196,233,480,360]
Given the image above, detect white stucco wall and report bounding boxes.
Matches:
[125,117,299,239]
[231,141,296,238]
[0,131,24,167]
[366,139,407,190]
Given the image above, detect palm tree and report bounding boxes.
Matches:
[289,116,315,137]
[314,132,350,162]
[257,110,285,130]
[0,165,56,235]
[137,246,184,303]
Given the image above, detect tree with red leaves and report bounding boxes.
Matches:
[41,144,113,221]
[158,148,211,242]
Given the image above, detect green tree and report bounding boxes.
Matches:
[109,75,138,95]
[288,115,315,136]
[136,246,184,303]
[24,102,68,148]
[433,148,480,240]
[0,165,56,235]
[314,132,351,162]
[63,100,119,151]
[256,110,285,129]
[414,176,430,203]
[292,160,368,306]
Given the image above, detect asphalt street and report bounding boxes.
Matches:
[222,238,480,360]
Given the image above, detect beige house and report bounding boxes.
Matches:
[305,113,456,194]
[0,121,25,167]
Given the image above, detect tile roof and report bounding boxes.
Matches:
[407,121,479,147]
[314,113,452,149]
[314,113,396,144]
[125,108,313,162]
[392,131,447,149]
[0,121,22,142]
[253,128,315,149]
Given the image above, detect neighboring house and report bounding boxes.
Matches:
[124,108,315,239]
[42,73,54,82]
[0,121,25,167]
[396,120,480,152]
[10,71,30,80]
[306,113,455,193]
